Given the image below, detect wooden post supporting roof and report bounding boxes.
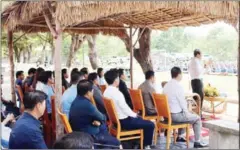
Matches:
[7,30,16,104]
[129,26,133,88]
[238,1,240,123]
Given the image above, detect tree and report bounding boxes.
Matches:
[87,35,99,69]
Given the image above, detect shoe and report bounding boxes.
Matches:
[145,145,151,149]
[176,137,186,142]
[194,142,208,148]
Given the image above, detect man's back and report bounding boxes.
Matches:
[69,96,105,135]
[9,112,47,149]
[188,57,204,79]
[163,79,188,113]
[62,85,77,118]
[138,80,156,115]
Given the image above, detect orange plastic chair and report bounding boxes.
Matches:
[152,93,190,149]
[16,85,24,113]
[99,85,107,94]
[57,108,72,133]
[103,97,143,149]
[42,108,52,147]
[129,89,158,145]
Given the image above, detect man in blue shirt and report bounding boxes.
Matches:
[15,71,25,88]
[9,91,48,149]
[69,80,120,149]
[62,72,83,118]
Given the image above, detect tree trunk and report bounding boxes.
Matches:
[27,45,32,63]
[66,34,86,68]
[134,28,153,73]
[119,28,153,73]
[50,40,54,65]
[15,48,21,63]
[39,44,46,64]
[87,35,98,70]
[23,50,27,63]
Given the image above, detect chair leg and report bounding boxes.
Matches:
[140,130,144,150]
[154,123,158,145]
[173,129,177,144]
[186,126,190,148]
[166,128,171,149]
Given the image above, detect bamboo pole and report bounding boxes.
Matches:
[7,30,16,104]
[129,26,133,88]
[238,1,240,123]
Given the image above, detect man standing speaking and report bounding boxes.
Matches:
[189,49,205,117]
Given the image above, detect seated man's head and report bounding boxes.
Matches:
[77,80,93,99]
[80,67,89,79]
[28,68,37,77]
[53,132,94,149]
[16,71,25,80]
[171,67,182,81]
[37,71,54,85]
[62,68,69,79]
[104,70,119,87]
[145,70,155,84]
[70,72,82,85]
[23,91,47,118]
[118,68,126,80]
[88,73,99,86]
[97,68,104,78]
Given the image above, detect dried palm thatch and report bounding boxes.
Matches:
[1,1,239,35]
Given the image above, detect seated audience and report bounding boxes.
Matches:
[69,80,120,149]
[62,72,82,118]
[103,70,155,149]
[80,67,89,79]
[36,71,55,117]
[138,70,157,116]
[1,75,20,117]
[97,68,105,85]
[15,71,25,88]
[32,67,45,89]
[118,68,133,109]
[163,67,208,148]
[9,91,48,149]
[23,68,36,92]
[62,68,70,90]
[53,132,94,149]
[1,113,15,148]
[88,73,108,118]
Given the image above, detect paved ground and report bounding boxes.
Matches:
[154,135,209,149]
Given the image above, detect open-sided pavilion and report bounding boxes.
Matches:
[1,1,239,139]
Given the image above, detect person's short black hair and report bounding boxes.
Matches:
[194,49,201,57]
[70,72,81,85]
[23,91,47,110]
[88,72,98,83]
[171,67,182,78]
[28,68,36,75]
[145,70,154,80]
[80,67,88,75]
[104,70,119,85]
[16,71,24,78]
[118,68,124,77]
[37,71,53,84]
[53,132,94,149]
[71,68,79,76]
[62,68,67,75]
[77,80,93,96]
[97,68,103,77]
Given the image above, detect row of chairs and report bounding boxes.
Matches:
[57,93,190,149]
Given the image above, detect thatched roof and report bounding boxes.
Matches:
[1,1,239,35]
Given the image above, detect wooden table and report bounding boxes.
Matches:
[204,97,226,118]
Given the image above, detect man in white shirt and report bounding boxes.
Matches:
[163,67,207,148]
[188,49,204,116]
[103,69,155,149]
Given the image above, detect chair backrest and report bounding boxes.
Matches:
[57,108,72,133]
[100,85,107,94]
[51,96,56,142]
[103,97,121,132]
[152,93,171,124]
[89,96,97,106]
[16,85,24,113]
[129,89,145,117]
